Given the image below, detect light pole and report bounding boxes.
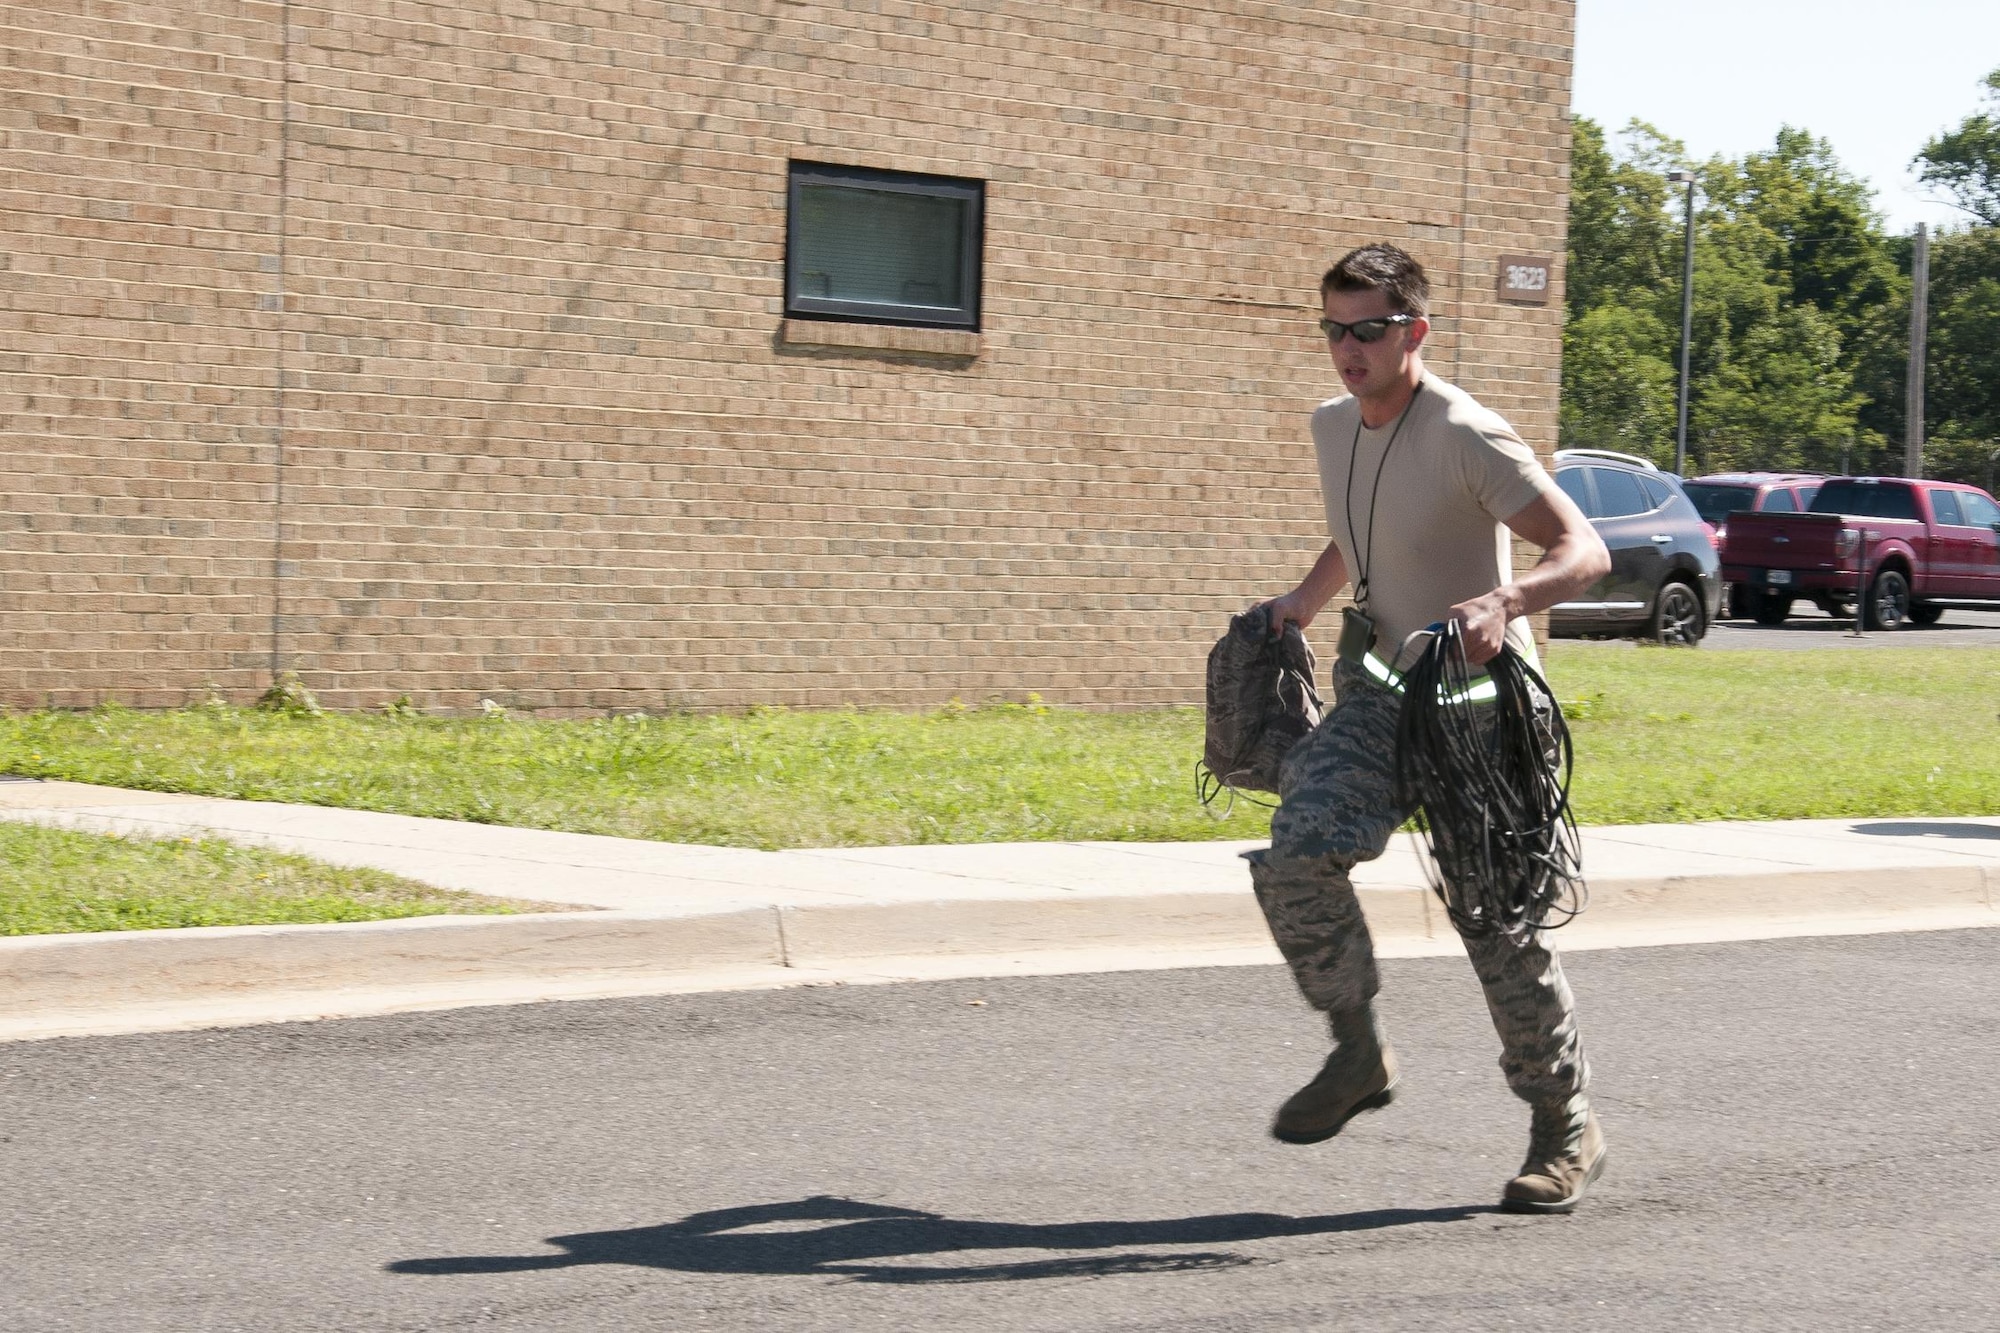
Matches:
[1666,170,1697,478]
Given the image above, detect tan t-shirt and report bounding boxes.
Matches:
[1312,371,1558,668]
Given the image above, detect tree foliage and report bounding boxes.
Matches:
[1563,101,1996,483]
[1915,67,2000,226]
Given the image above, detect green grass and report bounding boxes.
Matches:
[1549,644,2000,824]
[2,645,1997,850]
[0,821,547,936]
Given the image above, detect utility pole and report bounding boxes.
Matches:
[1905,222,1929,479]
[1667,171,1697,477]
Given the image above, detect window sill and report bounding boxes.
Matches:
[778,318,980,361]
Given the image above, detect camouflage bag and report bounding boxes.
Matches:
[1200,605,1324,800]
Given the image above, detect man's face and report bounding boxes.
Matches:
[1320,288,1427,400]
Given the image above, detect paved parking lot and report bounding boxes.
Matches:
[1706,604,2000,650]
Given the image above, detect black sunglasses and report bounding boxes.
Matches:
[1317,314,1417,344]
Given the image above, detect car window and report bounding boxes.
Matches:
[1798,484,1821,507]
[1638,475,1675,510]
[1929,489,1964,526]
[1762,487,1798,513]
[1681,483,1758,525]
[1961,491,2000,529]
[1810,480,1918,521]
[1556,467,1598,518]
[1591,467,1651,518]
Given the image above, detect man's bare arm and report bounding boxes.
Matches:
[1260,540,1350,635]
[1448,490,1609,664]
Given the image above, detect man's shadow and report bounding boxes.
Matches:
[389,1194,1493,1285]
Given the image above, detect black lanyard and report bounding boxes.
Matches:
[1342,382,1422,612]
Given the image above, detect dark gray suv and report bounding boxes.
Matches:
[1549,450,1722,645]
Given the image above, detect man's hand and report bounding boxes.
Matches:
[1447,588,1518,665]
[1256,540,1350,637]
[1258,587,1322,637]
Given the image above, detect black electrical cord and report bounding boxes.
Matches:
[1391,622,1586,939]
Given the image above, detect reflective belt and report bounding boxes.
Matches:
[1361,650,1499,705]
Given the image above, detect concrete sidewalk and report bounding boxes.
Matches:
[4,779,1998,1041]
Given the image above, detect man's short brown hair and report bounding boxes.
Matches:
[1320,243,1430,317]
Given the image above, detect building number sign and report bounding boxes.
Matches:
[1497,255,1554,305]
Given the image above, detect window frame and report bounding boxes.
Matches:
[784,161,985,331]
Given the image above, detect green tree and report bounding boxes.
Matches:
[1694,304,1866,473]
[1928,226,2000,460]
[1561,118,1683,461]
[1565,118,1678,319]
[1562,120,1894,475]
[1560,304,1679,456]
[1915,67,2000,226]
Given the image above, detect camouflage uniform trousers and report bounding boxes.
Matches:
[1244,658,1589,1106]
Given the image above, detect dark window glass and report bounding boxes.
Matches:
[1810,480,1919,521]
[1591,467,1650,518]
[1762,488,1798,513]
[1556,466,1597,517]
[1638,475,1673,510]
[786,162,983,328]
[1930,490,1964,526]
[1960,492,2000,528]
[1798,484,1821,507]
[1682,483,1759,524]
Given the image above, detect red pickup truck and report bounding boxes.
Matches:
[1721,477,2000,629]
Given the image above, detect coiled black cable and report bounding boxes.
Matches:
[1391,621,1585,939]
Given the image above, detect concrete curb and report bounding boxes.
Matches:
[7,866,1995,1043]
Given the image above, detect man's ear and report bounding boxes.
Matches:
[1406,315,1431,351]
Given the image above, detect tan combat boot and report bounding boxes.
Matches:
[1271,1007,1399,1145]
[1501,1096,1606,1214]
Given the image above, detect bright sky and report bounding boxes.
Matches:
[1570,0,2000,233]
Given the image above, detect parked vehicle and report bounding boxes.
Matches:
[1682,473,1823,616]
[1719,476,2000,629]
[1549,450,1722,645]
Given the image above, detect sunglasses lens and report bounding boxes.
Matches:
[1319,316,1408,342]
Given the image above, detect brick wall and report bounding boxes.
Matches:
[2,0,1575,712]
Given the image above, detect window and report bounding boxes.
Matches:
[1682,483,1758,524]
[1762,488,1798,513]
[1591,467,1652,518]
[1961,492,2000,529]
[786,162,983,329]
[1929,489,1964,526]
[1811,480,1918,521]
[1638,474,1674,510]
[1556,467,1596,517]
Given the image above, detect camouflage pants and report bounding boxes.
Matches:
[1245,658,1589,1106]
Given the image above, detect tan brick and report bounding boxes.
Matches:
[4,0,1574,712]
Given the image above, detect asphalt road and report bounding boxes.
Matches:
[5,931,1997,1333]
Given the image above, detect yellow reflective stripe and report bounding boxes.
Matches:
[1362,651,1497,704]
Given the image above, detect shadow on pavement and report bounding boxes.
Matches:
[1852,820,2000,840]
[388,1194,1494,1285]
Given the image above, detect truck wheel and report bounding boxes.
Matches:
[1751,594,1793,626]
[1864,569,1911,630]
[1649,580,1706,645]
[1909,601,1944,627]
[1729,583,1756,620]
